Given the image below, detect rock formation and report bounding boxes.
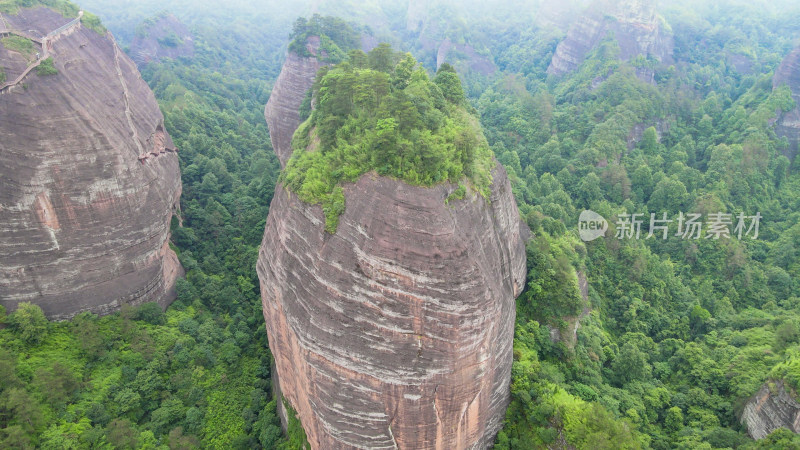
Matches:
[741,380,800,439]
[258,48,528,448]
[0,6,182,320]
[547,0,673,77]
[263,36,324,166]
[129,13,194,67]
[772,45,800,161]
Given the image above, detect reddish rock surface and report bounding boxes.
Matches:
[547,0,673,78]
[263,37,323,167]
[258,46,528,448]
[773,45,800,161]
[258,170,527,449]
[0,7,182,320]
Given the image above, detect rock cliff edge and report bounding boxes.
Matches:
[258,46,528,449]
[0,7,182,320]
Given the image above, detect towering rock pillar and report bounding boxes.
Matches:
[0,7,182,320]
[258,44,528,448]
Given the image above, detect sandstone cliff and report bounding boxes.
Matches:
[263,36,324,167]
[547,0,673,78]
[773,45,800,161]
[258,48,528,448]
[741,380,800,440]
[129,13,194,67]
[0,7,182,320]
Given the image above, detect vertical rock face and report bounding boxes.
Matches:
[741,380,800,439]
[263,37,323,167]
[0,7,182,320]
[547,0,673,77]
[773,46,800,161]
[129,14,194,67]
[258,49,528,449]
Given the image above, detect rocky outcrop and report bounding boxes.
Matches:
[0,7,181,320]
[264,37,324,167]
[258,40,528,449]
[772,46,800,161]
[547,0,673,78]
[129,13,194,67]
[547,271,591,349]
[258,168,527,449]
[741,380,800,439]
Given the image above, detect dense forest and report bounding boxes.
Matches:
[2,0,800,448]
[481,4,800,448]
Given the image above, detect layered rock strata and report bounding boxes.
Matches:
[547,0,673,77]
[741,380,800,439]
[773,45,800,161]
[263,36,323,166]
[0,7,182,320]
[258,47,528,449]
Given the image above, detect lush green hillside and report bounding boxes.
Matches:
[2,2,800,449]
[482,4,800,449]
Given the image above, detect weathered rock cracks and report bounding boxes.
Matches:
[258,47,528,449]
[0,7,182,320]
[741,380,800,440]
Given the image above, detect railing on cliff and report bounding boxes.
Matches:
[0,11,82,93]
[47,13,82,38]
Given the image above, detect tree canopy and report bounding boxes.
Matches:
[282,45,494,232]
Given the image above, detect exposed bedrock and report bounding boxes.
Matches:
[547,0,673,78]
[0,7,182,320]
[257,167,528,449]
[263,38,323,167]
[773,45,800,161]
[741,380,800,440]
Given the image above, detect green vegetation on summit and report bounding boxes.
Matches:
[282,45,494,232]
[287,14,361,63]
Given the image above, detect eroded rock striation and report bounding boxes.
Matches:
[741,380,800,439]
[547,0,673,78]
[129,13,194,67]
[773,45,800,161]
[0,7,182,320]
[258,49,528,449]
[263,37,324,167]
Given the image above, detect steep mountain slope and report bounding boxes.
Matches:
[741,380,800,440]
[0,6,181,319]
[547,0,673,79]
[257,46,528,448]
[263,36,323,167]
